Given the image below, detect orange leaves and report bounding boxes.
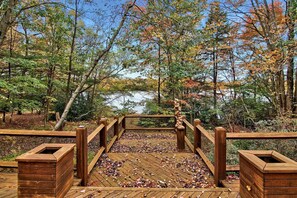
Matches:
[241,0,285,41]
[184,79,200,89]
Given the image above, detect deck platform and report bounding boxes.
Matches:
[0,128,240,197]
[66,186,239,197]
[88,153,214,188]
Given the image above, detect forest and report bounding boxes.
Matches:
[0,0,296,131]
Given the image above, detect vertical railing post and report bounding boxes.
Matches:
[214,127,226,187]
[193,119,201,154]
[76,126,88,186]
[99,118,108,153]
[182,115,187,136]
[114,116,119,139]
[96,116,101,125]
[122,116,126,131]
[176,125,185,151]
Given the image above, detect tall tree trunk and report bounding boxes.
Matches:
[45,65,56,122]
[157,42,161,109]
[230,49,236,100]
[279,70,286,113]
[54,1,135,130]
[0,0,17,47]
[66,0,79,99]
[287,0,296,114]
[213,46,218,110]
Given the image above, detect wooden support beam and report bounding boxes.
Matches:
[122,117,126,128]
[193,119,201,154]
[176,125,185,151]
[114,116,119,138]
[99,118,108,153]
[76,126,88,186]
[214,127,226,187]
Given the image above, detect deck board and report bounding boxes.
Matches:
[88,153,214,188]
[66,187,239,198]
[221,179,240,193]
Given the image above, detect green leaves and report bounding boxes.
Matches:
[2,57,37,70]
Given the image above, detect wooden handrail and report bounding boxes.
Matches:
[183,119,194,131]
[118,128,125,139]
[196,125,215,144]
[87,124,104,144]
[118,116,125,124]
[106,119,117,132]
[107,135,118,152]
[196,148,214,175]
[0,129,76,137]
[185,136,194,152]
[125,114,175,118]
[125,127,175,130]
[88,147,105,175]
[226,132,297,139]
[0,161,18,168]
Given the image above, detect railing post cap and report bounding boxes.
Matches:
[100,118,108,125]
[78,125,85,128]
[177,125,185,130]
[215,127,226,132]
[194,119,201,125]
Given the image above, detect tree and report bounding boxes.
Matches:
[129,0,206,108]
[204,1,230,116]
[54,1,136,130]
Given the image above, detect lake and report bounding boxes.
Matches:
[105,91,155,113]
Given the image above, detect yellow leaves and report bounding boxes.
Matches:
[77,20,85,28]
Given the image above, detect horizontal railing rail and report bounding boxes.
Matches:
[125,114,175,118]
[226,132,297,139]
[0,129,76,137]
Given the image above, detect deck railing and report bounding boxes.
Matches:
[76,116,125,186]
[0,129,76,168]
[3,114,297,188]
[189,119,297,187]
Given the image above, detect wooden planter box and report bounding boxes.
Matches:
[239,150,297,198]
[16,143,75,198]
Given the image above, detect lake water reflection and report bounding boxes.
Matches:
[106,91,154,113]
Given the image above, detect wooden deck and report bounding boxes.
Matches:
[88,153,214,188]
[221,179,240,192]
[0,172,82,198]
[0,173,17,198]
[0,128,240,197]
[66,186,239,197]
